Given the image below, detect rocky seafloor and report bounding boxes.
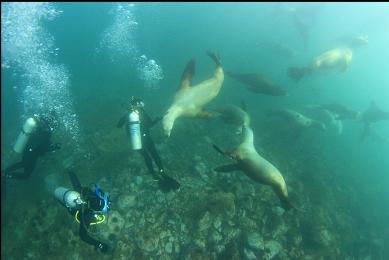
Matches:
[2,116,388,259]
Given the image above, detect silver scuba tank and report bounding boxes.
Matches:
[54,187,83,209]
[128,109,142,150]
[13,117,38,153]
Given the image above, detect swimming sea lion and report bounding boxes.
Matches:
[304,105,343,135]
[267,108,326,131]
[318,102,360,120]
[162,52,224,137]
[214,103,250,134]
[288,47,353,82]
[360,101,389,141]
[213,126,294,210]
[227,71,287,96]
[214,103,250,128]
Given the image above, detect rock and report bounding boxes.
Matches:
[117,195,136,210]
[272,206,285,216]
[247,232,264,251]
[205,192,236,218]
[165,242,173,254]
[100,210,125,243]
[243,247,257,260]
[264,240,282,259]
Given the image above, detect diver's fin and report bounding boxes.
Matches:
[206,51,221,67]
[117,114,126,128]
[178,59,196,90]
[158,174,180,192]
[214,163,241,173]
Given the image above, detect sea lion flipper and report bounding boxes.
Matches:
[214,163,241,173]
[178,59,196,90]
[206,51,221,67]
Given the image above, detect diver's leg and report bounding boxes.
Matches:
[143,136,164,172]
[68,170,82,192]
[137,149,159,180]
[10,156,38,180]
[2,162,24,176]
[144,136,180,191]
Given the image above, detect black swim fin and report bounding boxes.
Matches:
[158,174,180,193]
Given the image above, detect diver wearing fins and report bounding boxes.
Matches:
[117,96,180,192]
[54,169,111,254]
[2,111,60,180]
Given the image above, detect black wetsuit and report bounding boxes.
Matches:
[67,170,109,253]
[2,119,59,179]
[117,107,180,192]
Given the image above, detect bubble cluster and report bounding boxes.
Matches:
[1,2,81,148]
[136,55,164,90]
[97,3,164,90]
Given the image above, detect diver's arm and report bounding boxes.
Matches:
[142,108,163,128]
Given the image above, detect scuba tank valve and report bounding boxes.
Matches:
[54,187,84,209]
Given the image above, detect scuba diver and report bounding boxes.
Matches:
[54,169,110,254]
[117,96,180,192]
[2,111,60,180]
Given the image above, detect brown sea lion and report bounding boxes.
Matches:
[213,126,294,211]
[162,52,224,137]
[227,71,287,96]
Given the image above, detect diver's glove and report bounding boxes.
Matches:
[96,242,109,254]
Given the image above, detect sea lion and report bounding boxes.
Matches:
[267,108,326,131]
[288,47,353,82]
[213,126,294,210]
[318,102,360,121]
[361,101,389,125]
[214,103,250,134]
[162,51,224,137]
[304,105,343,135]
[336,34,369,49]
[227,71,287,96]
[360,101,389,141]
[214,103,250,127]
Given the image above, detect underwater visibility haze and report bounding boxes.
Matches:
[1,2,389,259]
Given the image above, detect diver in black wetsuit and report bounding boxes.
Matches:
[2,112,60,180]
[55,169,110,254]
[117,96,180,192]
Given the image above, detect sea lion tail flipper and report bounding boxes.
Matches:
[214,163,240,173]
[240,100,248,112]
[287,66,306,82]
[179,59,196,90]
[206,51,221,67]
